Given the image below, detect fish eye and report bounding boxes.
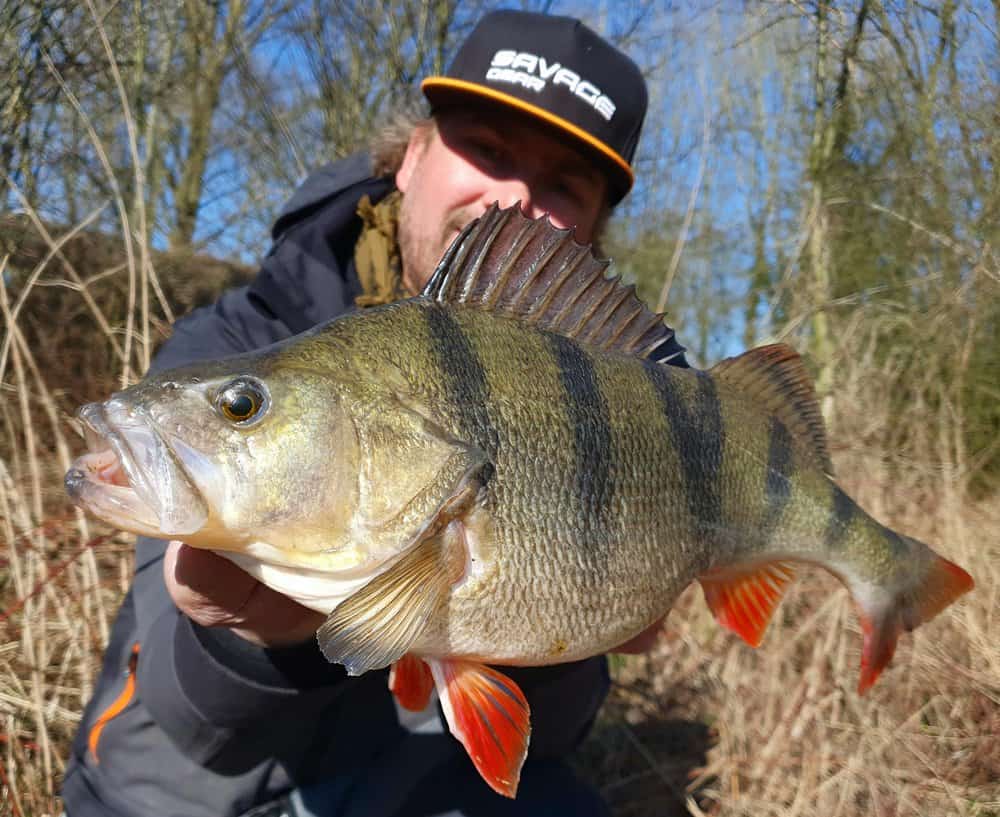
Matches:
[215,377,270,426]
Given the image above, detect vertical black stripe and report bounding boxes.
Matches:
[424,305,497,454]
[549,334,613,531]
[763,417,795,531]
[824,484,856,550]
[644,363,725,534]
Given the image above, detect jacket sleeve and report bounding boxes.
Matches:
[136,604,355,771]
[506,658,610,759]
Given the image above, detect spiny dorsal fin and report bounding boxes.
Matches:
[422,203,683,362]
[710,344,834,475]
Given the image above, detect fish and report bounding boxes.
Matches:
[65,204,974,798]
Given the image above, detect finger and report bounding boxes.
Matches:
[164,541,256,626]
[171,542,257,605]
[164,541,325,646]
[231,581,326,647]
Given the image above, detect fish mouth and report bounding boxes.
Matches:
[65,400,209,537]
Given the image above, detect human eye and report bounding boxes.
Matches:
[546,175,593,207]
[463,132,506,170]
[475,142,502,164]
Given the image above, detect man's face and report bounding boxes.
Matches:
[395,105,609,293]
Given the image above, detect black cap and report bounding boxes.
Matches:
[422,10,647,204]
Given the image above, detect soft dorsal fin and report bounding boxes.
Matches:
[422,203,683,362]
[710,344,833,475]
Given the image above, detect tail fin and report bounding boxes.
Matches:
[855,546,973,694]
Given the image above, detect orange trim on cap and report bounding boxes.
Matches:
[88,642,140,763]
[421,77,634,189]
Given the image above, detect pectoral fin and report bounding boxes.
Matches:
[317,533,447,674]
[317,472,484,676]
[428,658,531,799]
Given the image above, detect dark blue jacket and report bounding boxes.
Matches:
[62,154,678,817]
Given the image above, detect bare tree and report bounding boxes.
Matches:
[285,0,460,161]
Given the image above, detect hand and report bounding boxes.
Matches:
[611,616,666,654]
[164,541,326,648]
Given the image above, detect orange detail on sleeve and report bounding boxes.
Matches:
[88,642,140,763]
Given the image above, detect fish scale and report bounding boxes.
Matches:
[408,305,742,662]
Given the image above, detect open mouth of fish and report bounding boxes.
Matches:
[65,400,209,537]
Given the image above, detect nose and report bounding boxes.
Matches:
[481,177,539,219]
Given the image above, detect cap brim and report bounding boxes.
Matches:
[421,77,634,199]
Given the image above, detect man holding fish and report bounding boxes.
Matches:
[61,10,684,817]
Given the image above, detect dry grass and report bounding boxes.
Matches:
[0,208,154,815]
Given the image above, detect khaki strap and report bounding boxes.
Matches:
[353,190,408,308]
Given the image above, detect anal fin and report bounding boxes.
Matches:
[429,658,531,799]
[700,560,797,647]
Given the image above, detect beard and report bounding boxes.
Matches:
[397,196,476,295]
[396,202,436,296]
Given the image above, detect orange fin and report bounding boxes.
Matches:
[389,654,435,712]
[429,658,530,798]
[856,553,974,694]
[700,561,797,647]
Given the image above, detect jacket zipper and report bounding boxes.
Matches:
[87,642,140,763]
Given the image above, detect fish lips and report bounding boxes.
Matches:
[66,399,209,536]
